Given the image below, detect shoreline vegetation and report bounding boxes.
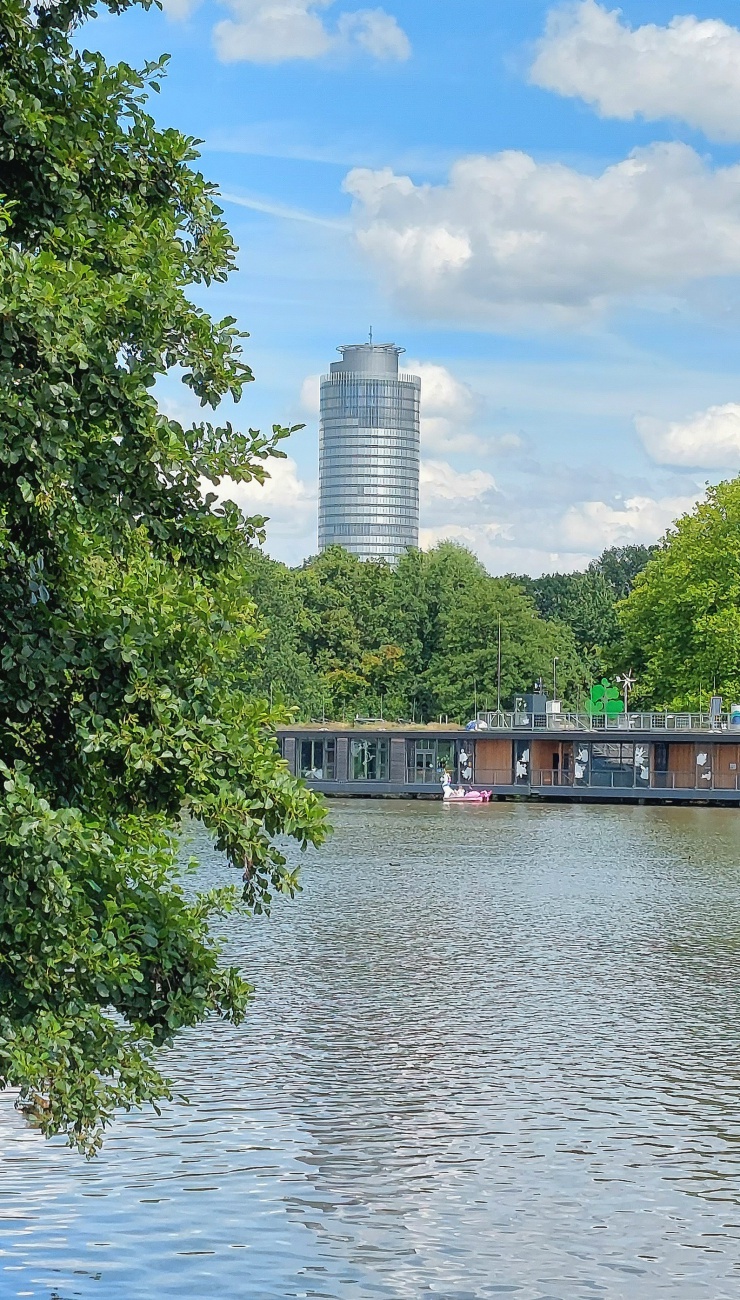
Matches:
[245,474,740,724]
[238,540,651,724]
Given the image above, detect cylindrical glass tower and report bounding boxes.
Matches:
[318,343,420,564]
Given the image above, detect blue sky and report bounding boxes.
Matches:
[90,0,740,572]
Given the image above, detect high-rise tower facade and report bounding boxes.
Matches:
[318,342,420,564]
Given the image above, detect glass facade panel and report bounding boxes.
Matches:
[591,743,636,788]
[407,740,458,784]
[413,744,435,783]
[319,343,420,564]
[300,740,335,780]
[350,740,389,781]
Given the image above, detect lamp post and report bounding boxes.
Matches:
[497,616,502,715]
[553,656,558,701]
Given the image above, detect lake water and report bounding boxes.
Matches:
[3,800,740,1299]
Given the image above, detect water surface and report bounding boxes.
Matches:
[2,801,740,1299]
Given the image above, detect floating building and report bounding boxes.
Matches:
[318,342,420,564]
[278,709,740,806]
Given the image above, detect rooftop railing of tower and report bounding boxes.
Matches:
[320,372,421,385]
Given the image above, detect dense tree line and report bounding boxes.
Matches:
[241,492,740,720]
[515,545,656,677]
[239,542,657,723]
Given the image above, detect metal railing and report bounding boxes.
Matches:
[477,710,740,734]
[297,764,740,794]
[408,767,740,793]
[531,768,574,788]
[529,768,740,793]
[475,768,522,787]
[407,768,454,786]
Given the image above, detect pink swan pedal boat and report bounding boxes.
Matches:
[442,787,492,803]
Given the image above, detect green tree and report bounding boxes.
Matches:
[415,545,585,719]
[591,544,656,599]
[618,482,740,709]
[241,542,589,724]
[293,547,401,717]
[519,570,618,661]
[516,544,656,677]
[0,0,326,1152]
[239,548,321,716]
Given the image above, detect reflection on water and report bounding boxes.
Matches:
[3,802,740,1298]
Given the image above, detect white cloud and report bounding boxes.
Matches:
[638,403,740,468]
[531,1,740,143]
[160,0,200,16]
[210,456,318,542]
[560,493,700,551]
[494,545,593,576]
[419,475,694,575]
[222,191,349,230]
[214,0,331,62]
[344,144,740,326]
[228,455,317,523]
[420,521,505,549]
[406,359,488,454]
[410,360,475,421]
[337,8,410,60]
[420,459,497,503]
[419,524,594,577]
[420,418,488,455]
[300,373,321,416]
[213,0,410,65]
[496,433,525,453]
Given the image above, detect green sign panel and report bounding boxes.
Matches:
[588,678,624,717]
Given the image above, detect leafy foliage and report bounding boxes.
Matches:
[241,543,588,721]
[516,545,656,674]
[618,482,740,709]
[591,545,657,599]
[0,0,326,1151]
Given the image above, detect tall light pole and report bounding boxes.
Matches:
[553,656,558,701]
[497,616,502,715]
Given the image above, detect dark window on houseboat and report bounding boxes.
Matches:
[351,739,389,781]
[651,742,670,788]
[411,742,435,783]
[408,739,457,784]
[591,743,638,787]
[300,739,335,780]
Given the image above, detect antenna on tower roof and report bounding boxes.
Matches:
[369,326,373,344]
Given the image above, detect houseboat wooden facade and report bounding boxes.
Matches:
[277,713,740,805]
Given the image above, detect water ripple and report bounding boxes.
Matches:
[2,802,740,1298]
